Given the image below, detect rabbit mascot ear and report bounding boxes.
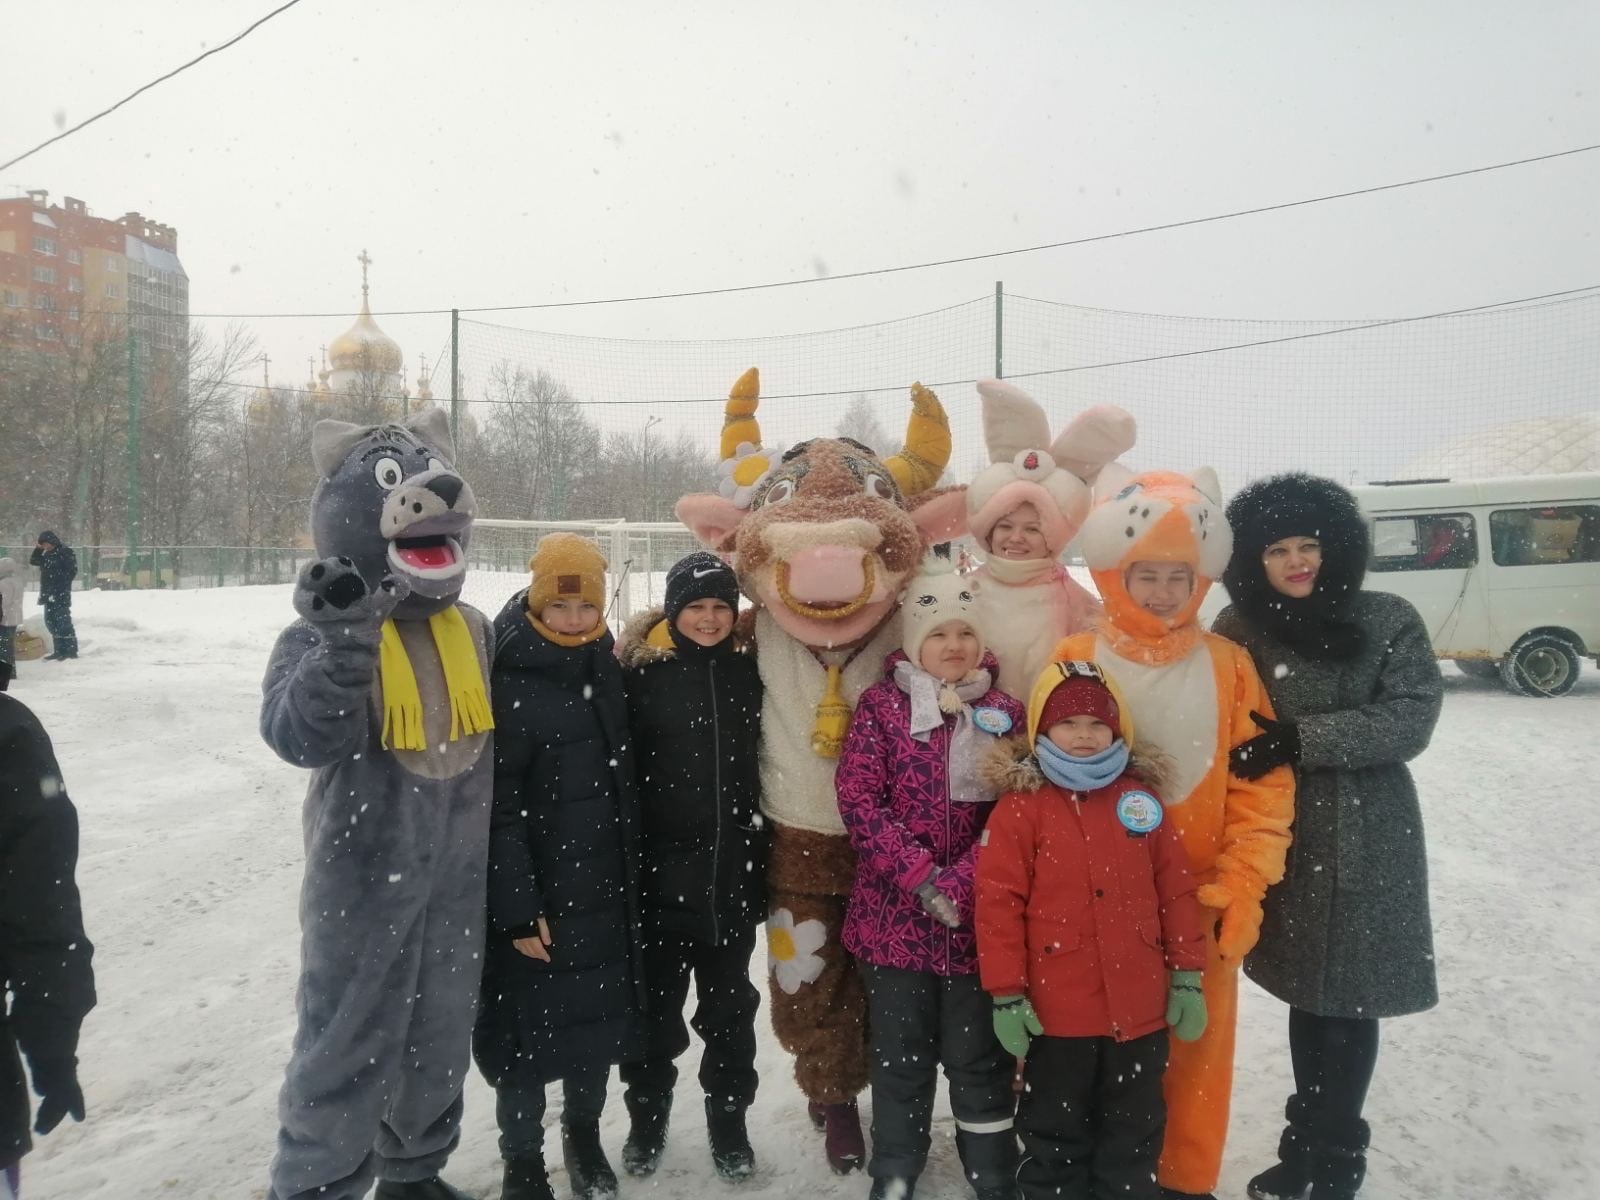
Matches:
[966,380,1137,558]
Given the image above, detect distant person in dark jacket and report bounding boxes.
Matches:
[0,694,96,1198]
[1215,473,1443,1200]
[27,535,77,662]
[616,552,767,1182]
[474,534,646,1200]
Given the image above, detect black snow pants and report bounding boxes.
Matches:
[1016,1029,1168,1200]
[42,594,76,658]
[621,924,760,1109]
[860,963,1018,1193]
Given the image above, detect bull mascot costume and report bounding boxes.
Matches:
[677,368,965,1173]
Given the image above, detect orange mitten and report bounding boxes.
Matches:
[1198,869,1268,962]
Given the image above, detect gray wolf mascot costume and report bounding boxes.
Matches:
[261,409,494,1200]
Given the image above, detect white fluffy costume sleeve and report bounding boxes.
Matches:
[965,380,1135,699]
[259,410,494,1200]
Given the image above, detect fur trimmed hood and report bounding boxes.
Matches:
[1222,472,1370,662]
[618,606,756,668]
[980,734,1173,798]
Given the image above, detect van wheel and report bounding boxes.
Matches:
[1453,659,1500,680]
[1500,634,1582,698]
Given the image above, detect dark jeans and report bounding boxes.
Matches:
[42,595,76,658]
[494,1064,609,1161]
[0,626,12,690]
[1016,1030,1168,1200]
[1288,1007,1380,1125]
[860,963,1018,1191]
[620,923,760,1108]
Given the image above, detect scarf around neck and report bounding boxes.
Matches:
[983,556,1064,588]
[1035,736,1130,792]
[378,607,495,751]
[891,660,996,803]
[1237,586,1366,663]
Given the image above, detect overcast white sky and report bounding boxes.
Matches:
[3,0,1597,470]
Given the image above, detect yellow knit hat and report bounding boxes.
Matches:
[528,533,608,616]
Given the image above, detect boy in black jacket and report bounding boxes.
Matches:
[0,694,96,1197]
[618,552,766,1182]
[474,535,647,1200]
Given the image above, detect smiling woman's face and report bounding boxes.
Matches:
[1262,536,1322,598]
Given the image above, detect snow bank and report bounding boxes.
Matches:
[9,585,1598,1199]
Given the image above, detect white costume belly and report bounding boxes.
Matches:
[755,608,901,835]
[1093,634,1217,807]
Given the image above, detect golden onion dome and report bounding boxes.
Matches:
[328,299,403,375]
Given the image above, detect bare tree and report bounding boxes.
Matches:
[835,392,891,456]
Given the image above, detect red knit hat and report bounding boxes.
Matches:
[1037,673,1122,739]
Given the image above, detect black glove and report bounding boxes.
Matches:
[1229,710,1300,781]
[31,1057,85,1135]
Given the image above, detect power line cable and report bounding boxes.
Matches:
[134,140,1600,320]
[0,0,307,174]
[238,283,1600,408]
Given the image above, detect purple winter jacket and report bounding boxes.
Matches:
[837,651,1026,976]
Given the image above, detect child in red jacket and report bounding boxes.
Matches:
[976,660,1206,1200]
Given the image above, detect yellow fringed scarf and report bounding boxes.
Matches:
[378,607,495,751]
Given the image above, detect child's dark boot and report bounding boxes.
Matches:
[706,1096,756,1180]
[372,1177,478,1200]
[1247,1094,1319,1199]
[562,1121,619,1200]
[622,1089,673,1177]
[501,1154,557,1200]
[1309,1117,1370,1200]
[822,1100,866,1174]
[867,1175,917,1200]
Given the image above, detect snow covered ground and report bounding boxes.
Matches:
[8,584,1599,1199]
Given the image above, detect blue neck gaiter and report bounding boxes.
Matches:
[1035,737,1130,792]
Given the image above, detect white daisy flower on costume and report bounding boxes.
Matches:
[718,441,777,509]
[767,906,827,994]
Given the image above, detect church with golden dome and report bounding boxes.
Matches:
[252,250,435,423]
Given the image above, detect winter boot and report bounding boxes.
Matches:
[622,1089,673,1177]
[1248,1094,1319,1200]
[1159,1189,1217,1200]
[372,1177,479,1200]
[502,1156,558,1200]
[822,1101,866,1175]
[706,1096,756,1180]
[867,1176,917,1200]
[561,1121,619,1200]
[1308,1117,1370,1200]
[806,1099,827,1131]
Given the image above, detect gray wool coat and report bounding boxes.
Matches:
[1213,591,1442,1018]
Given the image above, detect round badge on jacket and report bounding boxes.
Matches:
[972,707,1014,735]
[1116,790,1163,834]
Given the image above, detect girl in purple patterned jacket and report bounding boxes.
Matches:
[836,549,1026,1200]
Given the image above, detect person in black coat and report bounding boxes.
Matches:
[616,552,767,1182]
[473,535,646,1200]
[27,535,77,662]
[0,694,96,1195]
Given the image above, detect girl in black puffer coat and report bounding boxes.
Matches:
[474,535,646,1200]
[616,552,767,1183]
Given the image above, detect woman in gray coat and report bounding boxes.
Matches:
[1213,473,1442,1200]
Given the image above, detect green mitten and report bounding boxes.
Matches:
[992,995,1044,1057]
[1166,970,1207,1042]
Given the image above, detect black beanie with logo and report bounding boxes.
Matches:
[664,551,740,624]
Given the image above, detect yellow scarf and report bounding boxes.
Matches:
[378,607,495,751]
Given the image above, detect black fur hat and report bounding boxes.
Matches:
[1223,473,1369,661]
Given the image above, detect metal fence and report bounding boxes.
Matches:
[4,545,316,592]
[4,526,706,625]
